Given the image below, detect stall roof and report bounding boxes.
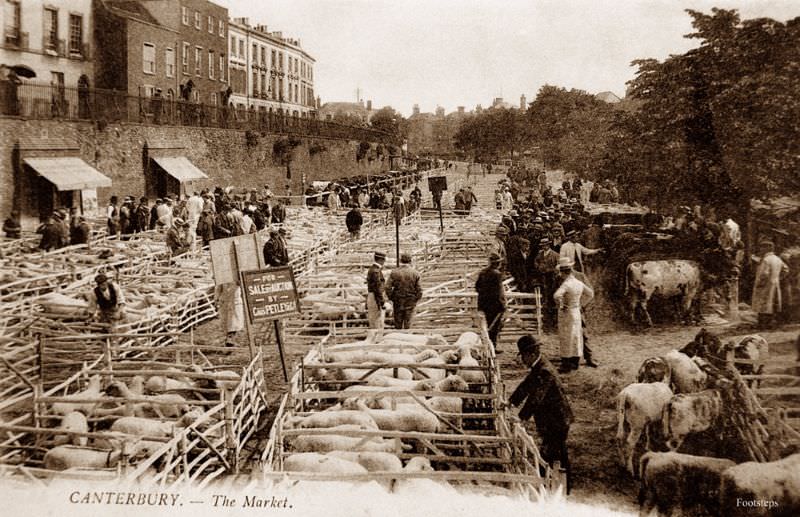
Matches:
[151,156,208,182]
[23,157,112,191]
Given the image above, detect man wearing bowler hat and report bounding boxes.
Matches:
[510,334,573,493]
[553,257,594,373]
[366,251,388,340]
[475,252,506,350]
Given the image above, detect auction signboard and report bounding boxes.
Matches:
[240,266,301,323]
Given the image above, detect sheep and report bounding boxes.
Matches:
[109,380,190,418]
[43,440,160,471]
[286,410,379,430]
[456,346,486,384]
[415,355,447,381]
[393,456,439,493]
[51,375,103,416]
[189,365,241,390]
[383,333,447,348]
[663,350,707,393]
[453,332,481,350]
[53,411,88,446]
[110,417,178,438]
[283,452,368,474]
[354,399,439,433]
[290,424,403,453]
[144,375,196,394]
[326,451,403,472]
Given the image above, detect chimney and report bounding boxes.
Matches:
[272,31,283,39]
[234,17,250,26]
[412,104,420,116]
[366,100,372,111]
[257,24,268,33]
[520,94,527,111]
[457,106,465,114]
[435,106,444,117]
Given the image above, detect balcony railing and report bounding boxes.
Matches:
[0,80,395,144]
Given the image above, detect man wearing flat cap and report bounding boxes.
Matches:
[386,253,423,329]
[554,257,594,373]
[166,218,190,256]
[510,334,573,492]
[262,229,289,267]
[87,273,126,324]
[366,251,388,340]
[475,253,506,350]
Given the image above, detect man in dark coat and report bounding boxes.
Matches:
[366,251,388,340]
[2,210,21,239]
[475,253,506,350]
[37,215,64,251]
[263,229,289,267]
[345,205,364,240]
[506,236,530,292]
[70,215,91,246]
[386,253,423,329]
[510,335,574,493]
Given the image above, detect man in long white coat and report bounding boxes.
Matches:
[751,241,788,328]
[553,257,594,373]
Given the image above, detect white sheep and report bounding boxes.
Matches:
[456,346,487,384]
[110,416,177,438]
[290,424,402,453]
[43,440,160,471]
[110,380,190,418]
[354,400,439,433]
[287,410,379,430]
[326,451,403,472]
[53,411,88,446]
[284,452,368,474]
[416,355,447,381]
[51,375,103,416]
[144,375,196,394]
[453,332,481,349]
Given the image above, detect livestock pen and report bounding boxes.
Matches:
[260,313,562,499]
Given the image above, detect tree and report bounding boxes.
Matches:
[370,107,407,141]
[453,109,528,162]
[333,112,366,127]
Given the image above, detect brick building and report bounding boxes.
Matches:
[177,0,228,105]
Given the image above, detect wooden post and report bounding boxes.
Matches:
[728,273,740,322]
[274,320,288,382]
[233,240,258,361]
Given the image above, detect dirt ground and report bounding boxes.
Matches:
[191,310,799,512]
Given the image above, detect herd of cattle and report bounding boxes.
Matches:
[615,329,799,515]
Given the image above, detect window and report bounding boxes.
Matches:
[278,52,283,70]
[219,54,225,81]
[194,12,200,30]
[182,42,189,73]
[230,36,235,56]
[295,84,298,102]
[142,85,154,98]
[271,50,276,68]
[207,15,213,33]
[68,14,82,55]
[165,47,175,77]
[208,50,214,78]
[271,77,276,99]
[43,7,58,51]
[218,19,224,37]
[261,72,266,95]
[252,70,258,95]
[4,1,21,46]
[238,40,244,59]
[260,47,266,66]
[252,43,257,62]
[143,43,155,74]
[194,46,202,75]
[182,6,188,25]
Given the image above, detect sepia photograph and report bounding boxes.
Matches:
[0,0,799,515]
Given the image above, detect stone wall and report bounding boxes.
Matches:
[0,118,390,226]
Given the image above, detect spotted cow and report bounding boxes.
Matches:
[625,260,701,327]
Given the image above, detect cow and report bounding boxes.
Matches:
[638,451,735,517]
[616,382,673,477]
[662,389,723,452]
[719,453,800,517]
[637,357,671,384]
[663,350,708,394]
[625,259,701,327]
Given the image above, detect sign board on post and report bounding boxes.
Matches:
[210,234,263,285]
[427,176,448,193]
[240,267,300,323]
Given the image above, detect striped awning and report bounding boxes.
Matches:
[151,156,208,182]
[24,157,112,191]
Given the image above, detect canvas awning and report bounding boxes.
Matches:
[151,156,208,183]
[23,157,112,191]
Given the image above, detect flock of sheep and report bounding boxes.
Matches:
[30,364,241,475]
[276,330,493,482]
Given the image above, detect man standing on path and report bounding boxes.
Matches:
[87,273,126,324]
[386,253,423,329]
[186,191,204,249]
[366,251,388,341]
[509,334,573,493]
[475,253,506,351]
[346,205,363,240]
[553,257,594,373]
[751,240,789,328]
[559,230,603,273]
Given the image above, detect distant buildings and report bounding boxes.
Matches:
[228,17,315,117]
[318,99,382,125]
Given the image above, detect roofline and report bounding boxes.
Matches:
[228,20,315,62]
[103,3,180,34]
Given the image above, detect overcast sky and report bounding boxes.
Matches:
[218,0,799,116]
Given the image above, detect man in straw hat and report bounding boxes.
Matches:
[366,251,388,340]
[509,334,573,492]
[751,240,789,328]
[553,257,594,373]
[165,218,190,256]
[475,252,506,351]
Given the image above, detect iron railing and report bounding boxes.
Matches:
[0,80,396,144]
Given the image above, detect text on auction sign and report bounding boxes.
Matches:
[241,267,301,322]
